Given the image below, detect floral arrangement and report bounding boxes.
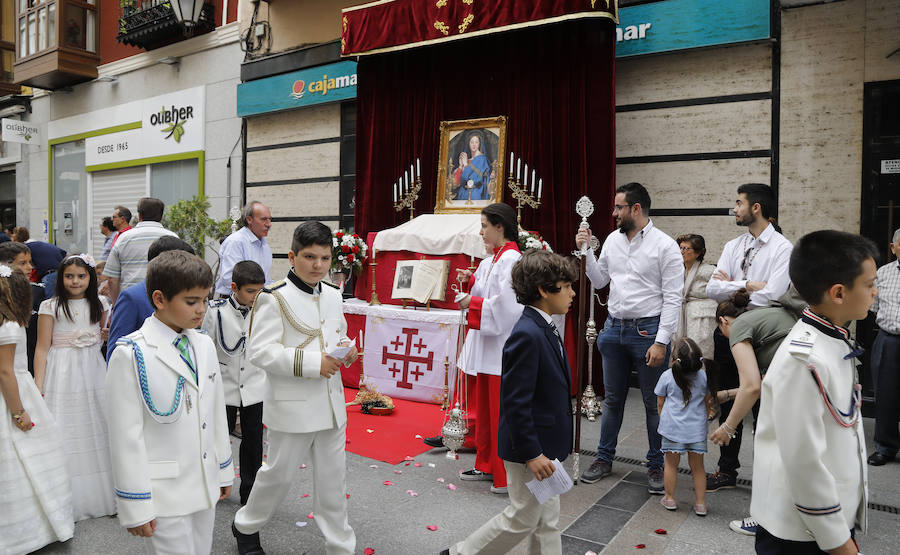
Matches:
[517,230,553,252]
[332,229,368,274]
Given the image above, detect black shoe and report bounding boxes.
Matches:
[440,550,450,555]
[423,435,444,448]
[868,452,894,466]
[706,471,737,492]
[232,522,265,555]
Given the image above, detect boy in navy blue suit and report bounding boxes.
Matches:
[447,250,576,555]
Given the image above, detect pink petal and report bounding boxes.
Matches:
[585,552,597,555]
[364,549,375,555]
[404,456,415,461]
[394,470,403,474]
[436,478,445,483]
[369,464,379,469]
[447,484,457,490]
[414,463,422,467]
[295,521,307,528]
[346,494,351,499]
[404,462,411,466]
[426,525,438,531]
[405,490,418,497]
[301,494,310,499]
[383,480,394,486]
[299,464,307,469]
[307,512,314,519]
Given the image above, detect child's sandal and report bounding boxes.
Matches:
[660,498,677,510]
[693,503,707,516]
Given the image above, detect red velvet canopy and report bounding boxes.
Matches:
[352,18,616,253]
[341,0,618,57]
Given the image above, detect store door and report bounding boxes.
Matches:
[859,79,900,414]
[90,167,147,257]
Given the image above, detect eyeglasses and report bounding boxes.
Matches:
[680,246,694,252]
[613,203,635,212]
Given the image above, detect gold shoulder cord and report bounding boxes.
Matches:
[248,290,324,351]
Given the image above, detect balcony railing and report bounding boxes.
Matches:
[117,1,214,50]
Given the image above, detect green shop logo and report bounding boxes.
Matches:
[150,104,195,143]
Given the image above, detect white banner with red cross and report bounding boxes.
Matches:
[360,306,461,404]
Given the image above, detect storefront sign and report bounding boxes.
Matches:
[616,0,770,58]
[1,118,41,145]
[84,87,205,168]
[882,159,900,174]
[237,61,358,117]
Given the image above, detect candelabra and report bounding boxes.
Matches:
[506,152,543,224]
[393,176,421,221]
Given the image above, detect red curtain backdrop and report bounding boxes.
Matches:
[353,18,616,252]
[341,0,617,56]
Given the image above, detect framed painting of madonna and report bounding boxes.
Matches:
[434,116,506,214]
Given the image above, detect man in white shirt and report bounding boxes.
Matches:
[215,201,273,296]
[575,182,684,494]
[105,197,177,303]
[705,183,793,500]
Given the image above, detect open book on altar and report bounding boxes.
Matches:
[391,259,451,304]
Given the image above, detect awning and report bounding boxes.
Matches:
[341,0,618,57]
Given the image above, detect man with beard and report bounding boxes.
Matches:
[703,183,793,513]
[575,182,684,494]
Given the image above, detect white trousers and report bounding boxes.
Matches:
[234,424,356,555]
[453,460,562,555]
[144,506,216,555]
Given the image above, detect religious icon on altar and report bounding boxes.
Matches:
[435,116,507,214]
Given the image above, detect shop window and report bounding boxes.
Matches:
[150,158,199,211]
[14,0,98,90]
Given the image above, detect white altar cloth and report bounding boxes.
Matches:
[372,214,489,259]
[345,299,463,404]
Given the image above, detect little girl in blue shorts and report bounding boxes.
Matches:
[655,337,719,516]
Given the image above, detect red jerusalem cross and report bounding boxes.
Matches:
[382,328,435,389]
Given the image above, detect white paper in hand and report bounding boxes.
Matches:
[525,459,573,505]
[327,345,353,361]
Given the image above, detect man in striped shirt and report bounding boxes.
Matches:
[868,227,900,466]
[104,197,177,303]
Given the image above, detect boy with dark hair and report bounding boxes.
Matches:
[233,221,357,555]
[751,230,877,554]
[446,250,576,555]
[202,260,267,506]
[106,236,195,363]
[106,250,233,553]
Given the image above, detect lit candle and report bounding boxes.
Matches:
[416,158,421,178]
[393,181,398,203]
[509,152,514,175]
[404,170,409,193]
[516,158,521,180]
[531,170,536,192]
[537,178,542,199]
[524,164,528,187]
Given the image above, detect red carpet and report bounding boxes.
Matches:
[344,388,444,464]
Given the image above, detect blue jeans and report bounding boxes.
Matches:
[596,315,670,470]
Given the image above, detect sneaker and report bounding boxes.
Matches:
[490,485,508,494]
[647,467,664,494]
[693,503,707,516]
[729,516,758,536]
[580,460,612,484]
[706,471,737,492]
[459,468,492,481]
[660,497,677,510]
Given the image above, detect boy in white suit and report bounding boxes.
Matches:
[106,250,234,555]
[233,221,357,555]
[202,260,267,506]
[751,230,876,554]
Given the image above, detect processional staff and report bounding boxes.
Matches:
[572,195,595,485]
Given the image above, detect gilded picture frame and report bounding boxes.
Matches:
[434,116,507,214]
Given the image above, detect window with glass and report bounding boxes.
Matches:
[0,0,15,83]
[16,0,93,60]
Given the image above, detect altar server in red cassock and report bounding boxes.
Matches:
[456,203,524,493]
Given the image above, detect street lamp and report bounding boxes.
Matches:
[170,0,204,33]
